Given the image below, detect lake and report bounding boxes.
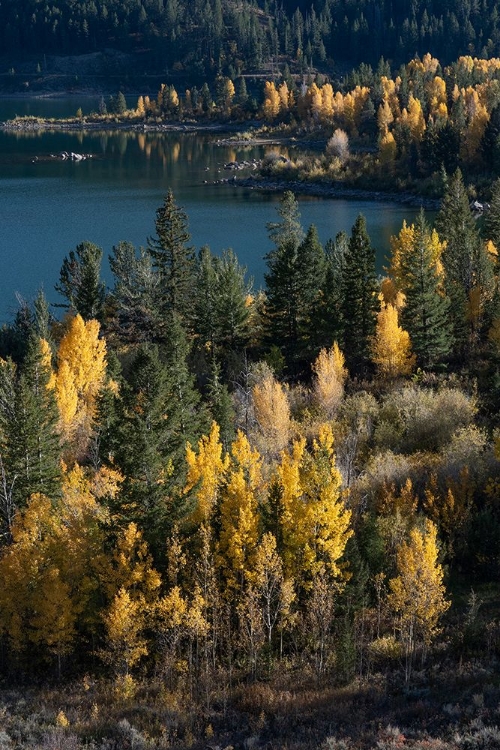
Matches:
[0,97,423,323]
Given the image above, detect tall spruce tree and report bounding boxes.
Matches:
[108,316,207,553]
[108,241,161,343]
[314,231,349,351]
[342,214,379,373]
[437,168,494,353]
[148,189,197,331]
[0,336,62,528]
[265,192,326,368]
[55,241,105,321]
[399,212,452,368]
[264,191,305,367]
[485,178,500,251]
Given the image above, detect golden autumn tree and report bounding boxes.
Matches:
[217,431,263,592]
[252,370,291,458]
[102,587,149,676]
[388,519,450,681]
[262,81,281,120]
[312,341,348,418]
[275,424,352,589]
[371,302,416,378]
[184,421,229,525]
[55,314,107,460]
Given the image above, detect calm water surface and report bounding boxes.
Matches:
[0,97,422,322]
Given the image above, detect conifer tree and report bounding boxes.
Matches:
[108,241,161,343]
[437,169,494,352]
[0,336,62,521]
[55,241,106,322]
[148,190,197,330]
[399,212,452,368]
[342,214,379,372]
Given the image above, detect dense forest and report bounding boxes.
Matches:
[1,181,500,747]
[3,0,500,84]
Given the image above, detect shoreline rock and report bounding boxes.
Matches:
[225,176,442,210]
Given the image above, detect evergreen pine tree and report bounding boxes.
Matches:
[264,191,305,367]
[400,212,452,368]
[0,336,62,519]
[485,178,500,251]
[148,190,197,331]
[437,168,494,352]
[314,231,348,351]
[55,241,106,321]
[108,241,160,343]
[342,214,379,372]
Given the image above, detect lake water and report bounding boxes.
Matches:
[0,97,422,323]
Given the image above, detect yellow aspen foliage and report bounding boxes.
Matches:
[389,221,444,291]
[351,85,370,128]
[101,587,148,675]
[377,478,418,517]
[380,76,401,118]
[407,95,426,141]
[251,532,295,645]
[154,585,189,675]
[427,76,447,118]
[278,81,291,113]
[321,83,334,119]
[136,95,145,116]
[55,314,107,456]
[423,473,471,554]
[332,90,345,120]
[0,491,104,662]
[461,87,489,162]
[388,519,450,678]
[252,371,291,457]
[276,424,352,585]
[378,130,397,168]
[342,91,356,132]
[377,99,394,134]
[312,341,347,418]
[39,337,56,389]
[261,81,280,119]
[218,431,262,590]
[371,303,416,378]
[309,82,323,122]
[30,566,76,668]
[184,421,229,524]
[380,277,405,308]
[107,522,161,603]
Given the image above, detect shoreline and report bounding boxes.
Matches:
[227,176,441,209]
[0,114,442,209]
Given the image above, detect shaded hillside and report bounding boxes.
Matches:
[2,0,500,86]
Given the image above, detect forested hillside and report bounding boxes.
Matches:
[2,0,500,82]
[1,185,500,747]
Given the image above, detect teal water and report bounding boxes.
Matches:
[0,98,421,323]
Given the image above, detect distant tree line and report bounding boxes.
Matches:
[4,0,500,82]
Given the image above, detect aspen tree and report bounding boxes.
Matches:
[55,314,106,458]
[218,431,262,591]
[102,587,148,676]
[312,341,347,418]
[262,81,280,119]
[388,519,450,680]
[276,424,352,588]
[371,302,416,378]
[252,369,291,457]
[184,421,229,524]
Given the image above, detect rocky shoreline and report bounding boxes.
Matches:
[1,115,442,209]
[213,175,442,209]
